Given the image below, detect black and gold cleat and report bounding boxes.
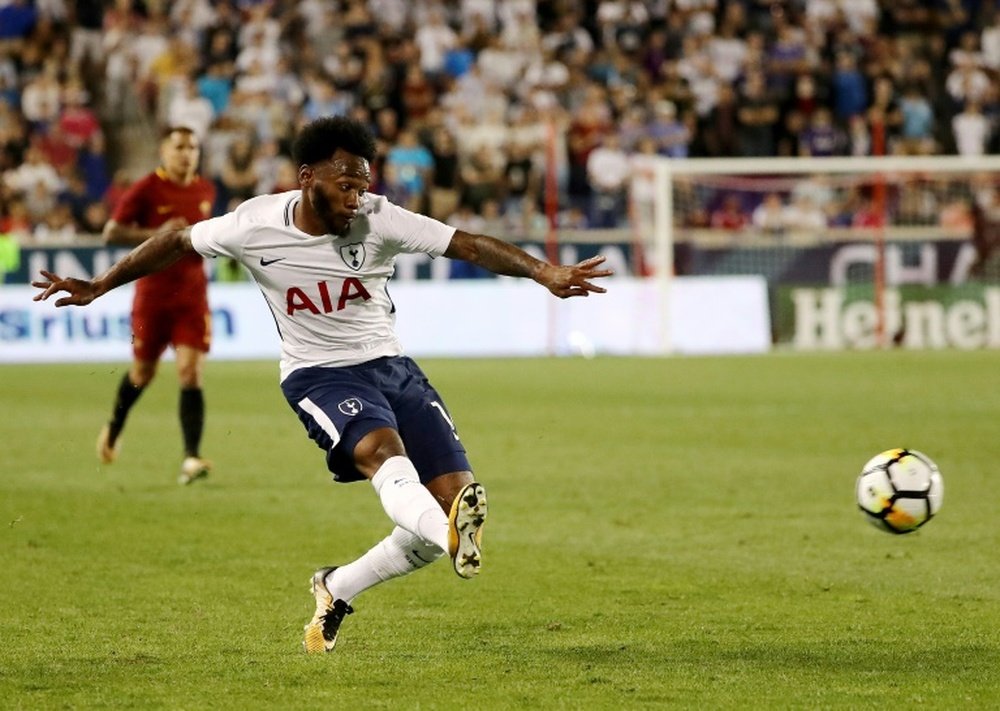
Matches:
[303,567,354,653]
[447,482,488,579]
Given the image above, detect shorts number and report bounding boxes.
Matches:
[430,401,460,441]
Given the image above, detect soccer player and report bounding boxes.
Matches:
[32,116,613,653]
[99,126,216,485]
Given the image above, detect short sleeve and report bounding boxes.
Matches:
[377,198,455,257]
[190,210,242,260]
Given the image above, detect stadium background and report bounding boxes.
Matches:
[3,3,1000,708]
[0,0,1000,300]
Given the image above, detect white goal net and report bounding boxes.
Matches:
[639,155,1000,350]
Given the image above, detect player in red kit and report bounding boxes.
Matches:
[98,126,217,484]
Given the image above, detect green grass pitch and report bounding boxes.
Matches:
[2,352,999,709]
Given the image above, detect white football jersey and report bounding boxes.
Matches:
[190,190,455,380]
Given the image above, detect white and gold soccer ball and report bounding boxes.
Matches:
[856,448,944,534]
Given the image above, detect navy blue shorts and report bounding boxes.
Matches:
[280,356,471,483]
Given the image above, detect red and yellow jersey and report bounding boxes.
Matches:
[113,168,216,306]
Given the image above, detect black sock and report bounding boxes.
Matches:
[108,374,145,443]
[180,387,205,458]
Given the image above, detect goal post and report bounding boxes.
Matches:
[641,154,1000,351]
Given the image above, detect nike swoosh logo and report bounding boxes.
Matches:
[259,257,286,266]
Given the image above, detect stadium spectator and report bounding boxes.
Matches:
[252,138,284,195]
[19,62,62,129]
[102,168,131,215]
[501,138,540,217]
[945,55,992,109]
[799,108,843,157]
[196,61,235,118]
[35,122,78,173]
[32,115,612,653]
[846,114,872,156]
[414,6,459,83]
[217,133,259,206]
[700,82,739,157]
[459,143,504,213]
[57,80,101,150]
[427,125,462,222]
[379,162,416,212]
[385,128,434,208]
[97,126,217,486]
[940,195,975,231]
[751,192,786,234]
[865,77,903,148]
[0,0,39,44]
[79,199,109,235]
[710,193,750,230]
[0,196,31,240]
[983,11,1000,70]
[76,132,111,200]
[648,99,692,158]
[831,51,868,124]
[58,169,93,226]
[399,65,437,127]
[32,202,77,244]
[736,70,780,156]
[851,195,887,229]
[952,100,991,156]
[586,132,630,228]
[898,83,937,155]
[167,77,215,141]
[4,144,62,197]
[781,193,828,231]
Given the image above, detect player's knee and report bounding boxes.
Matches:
[353,428,406,476]
[130,364,156,387]
[175,354,203,387]
[176,366,201,388]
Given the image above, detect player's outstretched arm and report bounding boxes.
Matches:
[32,227,195,307]
[443,230,613,299]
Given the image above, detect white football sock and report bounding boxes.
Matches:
[326,526,443,602]
[370,455,450,552]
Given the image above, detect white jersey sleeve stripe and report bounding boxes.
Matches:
[298,396,341,449]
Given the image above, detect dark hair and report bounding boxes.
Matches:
[292,116,377,165]
[161,125,197,141]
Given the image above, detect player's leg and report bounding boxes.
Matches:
[98,303,169,464]
[172,304,211,485]
[426,472,488,580]
[285,362,485,652]
[175,344,210,484]
[281,364,454,551]
[319,472,486,612]
[389,356,488,579]
[352,427,453,553]
[304,524,444,652]
[97,358,157,463]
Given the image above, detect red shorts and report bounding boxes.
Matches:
[131,299,211,362]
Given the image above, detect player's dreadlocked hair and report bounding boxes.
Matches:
[292,116,378,166]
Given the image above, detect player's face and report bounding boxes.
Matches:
[161,131,200,182]
[306,149,370,237]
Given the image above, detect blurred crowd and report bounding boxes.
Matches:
[2,0,1000,260]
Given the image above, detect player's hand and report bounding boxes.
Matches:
[31,270,100,307]
[539,255,614,299]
